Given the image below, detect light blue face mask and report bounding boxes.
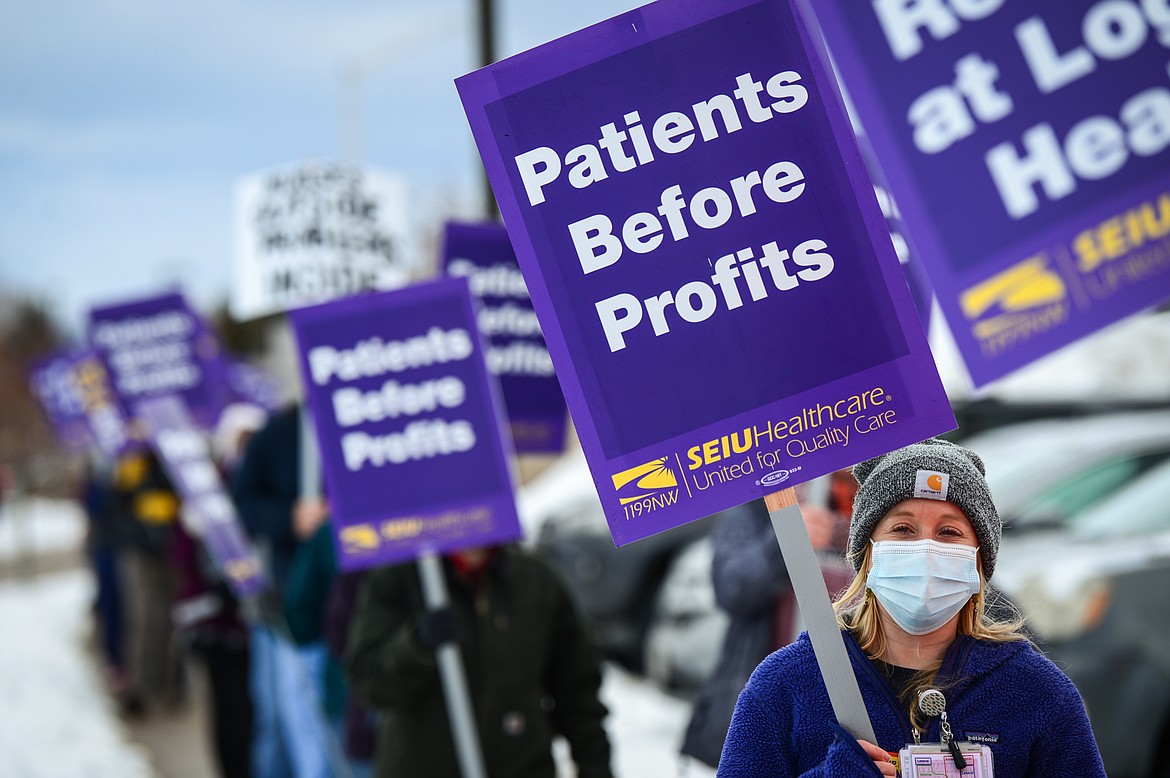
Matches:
[866,539,981,636]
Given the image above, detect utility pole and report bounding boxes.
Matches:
[478,0,500,220]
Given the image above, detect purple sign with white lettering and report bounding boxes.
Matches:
[809,0,1170,385]
[442,221,568,454]
[137,395,267,597]
[227,360,283,412]
[71,350,134,457]
[29,350,96,453]
[457,0,956,545]
[288,278,522,571]
[87,292,233,429]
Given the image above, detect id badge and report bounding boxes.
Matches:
[897,743,994,777]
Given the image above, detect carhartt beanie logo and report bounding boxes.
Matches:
[849,438,1001,579]
[914,470,949,500]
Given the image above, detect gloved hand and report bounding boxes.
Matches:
[416,606,461,650]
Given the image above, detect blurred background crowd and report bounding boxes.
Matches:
[2,301,1169,776]
[3,0,1170,777]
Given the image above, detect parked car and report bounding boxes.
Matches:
[961,409,1170,534]
[642,536,729,692]
[518,445,720,671]
[530,494,717,671]
[522,447,843,676]
[993,458,1170,778]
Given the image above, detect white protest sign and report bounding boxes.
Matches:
[231,160,416,321]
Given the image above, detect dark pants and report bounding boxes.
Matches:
[199,642,253,778]
[91,545,124,669]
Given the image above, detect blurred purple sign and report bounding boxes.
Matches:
[442,221,568,454]
[457,0,956,546]
[227,360,283,412]
[72,351,134,457]
[137,395,267,598]
[289,278,522,571]
[810,0,1170,385]
[86,292,232,429]
[29,350,96,453]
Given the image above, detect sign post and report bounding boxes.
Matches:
[766,488,874,742]
[457,0,957,741]
[418,551,488,778]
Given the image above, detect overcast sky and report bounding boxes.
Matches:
[0,0,636,335]
[3,0,1167,401]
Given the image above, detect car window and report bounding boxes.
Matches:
[1006,451,1170,531]
[973,434,1099,511]
[1011,458,1140,529]
[1072,459,1170,538]
[975,438,1071,498]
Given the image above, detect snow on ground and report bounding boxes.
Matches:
[0,568,154,777]
[599,666,715,778]
[0,498,713,778]
[0,496,87,564]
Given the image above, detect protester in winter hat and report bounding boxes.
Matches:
[719,437,1106,776]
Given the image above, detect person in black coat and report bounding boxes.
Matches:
[347,545,614,778]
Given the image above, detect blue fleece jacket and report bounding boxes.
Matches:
[718,631,1105,777]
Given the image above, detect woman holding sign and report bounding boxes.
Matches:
[719,438,1105,777]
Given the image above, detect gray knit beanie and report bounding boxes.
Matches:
[849,438,1001,579]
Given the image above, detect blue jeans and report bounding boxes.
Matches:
[249,625,337,778]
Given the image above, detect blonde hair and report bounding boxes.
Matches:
[832,543,1029,730]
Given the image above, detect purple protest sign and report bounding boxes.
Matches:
[87,292,233,429]
[226,360,283,412]
[71,351,135,457]
[457,0,956,546]
[29,350,96,453]
[288,278,522,571]
[809,0,1170,386]
[442,221,568,454]
[137,395,267,598]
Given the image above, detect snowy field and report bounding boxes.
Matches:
[0,567,154,777]
[0,498,715,778]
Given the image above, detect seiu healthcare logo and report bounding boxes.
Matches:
[960,255,1069,358]
[612,458,680,520]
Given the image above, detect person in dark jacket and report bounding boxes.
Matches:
[680,486,849,768]
[80,459,127,694]
[169,402,267,778]
[229,405,312,587]
[172,519,253,778]
[719,438,1106,776]
[346,544,613,778]
[111,448,184,715]
[324,570,377,772]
